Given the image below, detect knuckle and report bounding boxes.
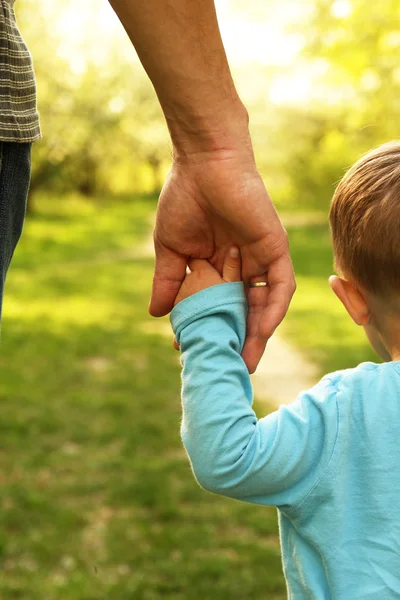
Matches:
[268,232,289,258]
[290,278,297,295]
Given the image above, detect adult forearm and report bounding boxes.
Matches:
[108,0,250,157]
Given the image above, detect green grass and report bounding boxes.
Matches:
[0,194,286,599]
[0,197,380,598]
[282,221,379,376]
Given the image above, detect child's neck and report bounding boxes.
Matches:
[371,314,400,362]
[363,297,400,362]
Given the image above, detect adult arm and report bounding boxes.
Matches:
[108,0,296,372]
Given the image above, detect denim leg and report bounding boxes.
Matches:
[0,142,32,319]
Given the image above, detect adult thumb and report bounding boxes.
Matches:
[149,242,187,317]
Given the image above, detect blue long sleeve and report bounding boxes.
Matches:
[170,282,338,510]
[171,283,400,598]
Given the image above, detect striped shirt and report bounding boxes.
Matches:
[0,0,41,142]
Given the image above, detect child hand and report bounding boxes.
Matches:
[173,246,241,307]
[172,247,241,351]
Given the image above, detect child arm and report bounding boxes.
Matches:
[171,280,339,511]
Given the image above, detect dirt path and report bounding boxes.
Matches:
[250,335,318,407]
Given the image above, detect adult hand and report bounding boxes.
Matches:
[149,148,296,374]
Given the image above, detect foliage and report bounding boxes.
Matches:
[272,0,400,209]
[17,0,170,201]
[239,0,400,210]
[16,0,400,211]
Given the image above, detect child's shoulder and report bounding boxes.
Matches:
[317,360,398,399]
[292,362,381,412]
[322,361,380,385]
[301,361,385,402]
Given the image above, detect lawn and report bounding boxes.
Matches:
[0,196,378,599]
[0,194,286,600]
[282,220,378,376]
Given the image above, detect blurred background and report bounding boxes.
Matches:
[21,0,400,211]
[0,0,397,597]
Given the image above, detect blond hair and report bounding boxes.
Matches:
[330,141,400,295]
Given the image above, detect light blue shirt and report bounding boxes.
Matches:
[171,282,400,599]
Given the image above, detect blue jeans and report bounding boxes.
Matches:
[0,142,31,318]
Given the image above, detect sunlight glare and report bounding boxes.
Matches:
[331,0,352,19]
[269,72,312,105]
[42,0,311,105]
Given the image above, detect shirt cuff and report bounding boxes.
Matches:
[170,282,247,343]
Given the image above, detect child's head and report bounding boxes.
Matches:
[329,141,400,361]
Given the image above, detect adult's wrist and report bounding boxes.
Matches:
[166,98,252,162]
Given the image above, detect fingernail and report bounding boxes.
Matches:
[230,247,239,258]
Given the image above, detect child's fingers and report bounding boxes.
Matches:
[223,246,241,282]
[187,258,214,273]
[173,336,180,351]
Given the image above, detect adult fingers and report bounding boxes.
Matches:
[149,241,187,317]
[222,246,241,282]
[241,277,270,374]
[257,255,296,339]
[241,254,295,373]
[241,336,267,376]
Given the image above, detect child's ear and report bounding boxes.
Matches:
[329,275,370,326]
